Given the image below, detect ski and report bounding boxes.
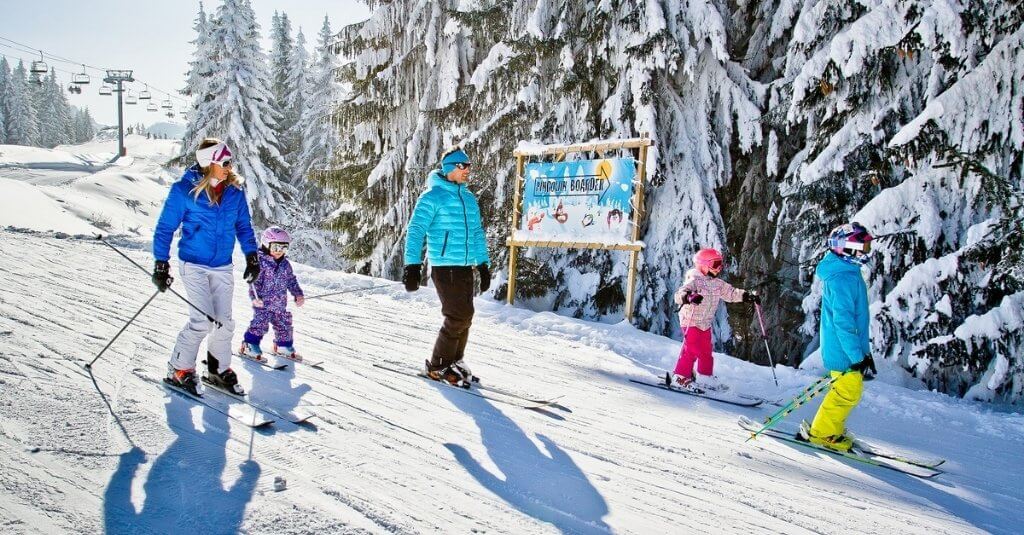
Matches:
[738,416,942,479]
[271,351,325,370]
[629,374,763,407]
[372,363,560,410]
[851,440,946,469]
[473,382,565,408]
[232,353,288,370]
[754,417,946,469]
[159,377,275,428]
[201,376,316,424]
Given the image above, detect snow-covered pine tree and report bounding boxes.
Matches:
[198,0,294,226]
[7,60,39,146]
[765,1,1024,401]
[269,11,297,156]
[180,2,219,157]
[37,70,73,148]
[297,16,341,188]
[70,107,88,143]
[282,27,310,174]
[325,1,762,343]
[0,57,10,144]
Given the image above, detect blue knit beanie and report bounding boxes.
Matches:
[440,149,471,175]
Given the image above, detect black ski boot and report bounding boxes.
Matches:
[204,353,245,396]
[165,365,200,396]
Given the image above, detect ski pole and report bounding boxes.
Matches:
[754,303,779,386]
[762,374,832,424]
[85,290,161,369]
[746,375,837,441]
[303,284,393,302]
[96,236,222,328]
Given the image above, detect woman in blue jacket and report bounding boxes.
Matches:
[403,148,490,387]
[152,138,260,395]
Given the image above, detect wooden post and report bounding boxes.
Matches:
[506,155,525,305]
[624,133,650,323]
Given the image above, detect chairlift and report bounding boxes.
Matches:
[160,99,173,109]
[138,84,152,100]
[72,65,90,85]
[30,51,48,75]
[67,84,82,95]
[146,102,158,112]
[99,84,113,96]
[165,111,174,119]
[125,91,138,105]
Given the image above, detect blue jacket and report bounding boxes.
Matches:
[816,252,870,372]
[404,170,490,267]
[153,165,258,268]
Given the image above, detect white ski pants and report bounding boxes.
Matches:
[169,262,235,373]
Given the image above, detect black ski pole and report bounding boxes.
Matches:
[754,303,780,387]
[96,236,222,328]
[304,284,393,302]
[85,290,161,369]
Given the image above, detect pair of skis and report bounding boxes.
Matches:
[158,374,316,427]
[233,351,325,371]
[372,363,564,411]
[738,416,945,478]
[629,372,765,407]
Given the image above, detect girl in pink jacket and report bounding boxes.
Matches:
[673,248,760,391]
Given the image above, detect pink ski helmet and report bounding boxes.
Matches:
[261,226,292,247]
[694,248,724,276]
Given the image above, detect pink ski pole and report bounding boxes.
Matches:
[754,303,779,386]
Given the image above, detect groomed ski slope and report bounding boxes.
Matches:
[1,139,1023,534]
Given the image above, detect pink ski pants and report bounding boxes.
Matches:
[673,327,713,379]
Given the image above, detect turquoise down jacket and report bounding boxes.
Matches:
[404,170,490,267]
[815,252,870,372]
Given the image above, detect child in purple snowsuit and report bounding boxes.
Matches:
[241,226,305,360]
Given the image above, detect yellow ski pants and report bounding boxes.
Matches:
[810,370,863,438]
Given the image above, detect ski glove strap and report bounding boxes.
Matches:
[742,291,761,304]
[684,290,704,305]
[152,260,173,292]
[243,253,260,284]
[477,263,491,293]
[403,264,422,292]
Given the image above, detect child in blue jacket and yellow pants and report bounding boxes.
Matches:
[800,222,878,452]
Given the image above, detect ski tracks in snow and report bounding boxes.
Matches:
[0,230,1018,534]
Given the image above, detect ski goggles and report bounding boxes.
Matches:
[196,142,233,167]
[708,259,723,270]
[269,243,289,253]
[454,162,471,170]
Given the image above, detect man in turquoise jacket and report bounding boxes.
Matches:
[800,222,877,452]
[403,148,491,387]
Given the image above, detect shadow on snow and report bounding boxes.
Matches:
[439,386,611,534]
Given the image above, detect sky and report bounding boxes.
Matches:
[0,1,370,127]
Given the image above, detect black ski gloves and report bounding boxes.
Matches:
[683,290,703,305]
[477,263,491,293]
[742,291,761,304]
[852,355,877,378]
[152,260,173,292]
[403,264,422,292]
[243,253,260,284]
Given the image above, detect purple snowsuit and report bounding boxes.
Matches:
[244,250,303,348]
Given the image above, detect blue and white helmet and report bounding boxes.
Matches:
[828,222,874,265]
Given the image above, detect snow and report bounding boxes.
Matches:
[1,138,1023,534]
[0,137,181,236]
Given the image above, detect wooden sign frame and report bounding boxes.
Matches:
[506,133,653,323]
